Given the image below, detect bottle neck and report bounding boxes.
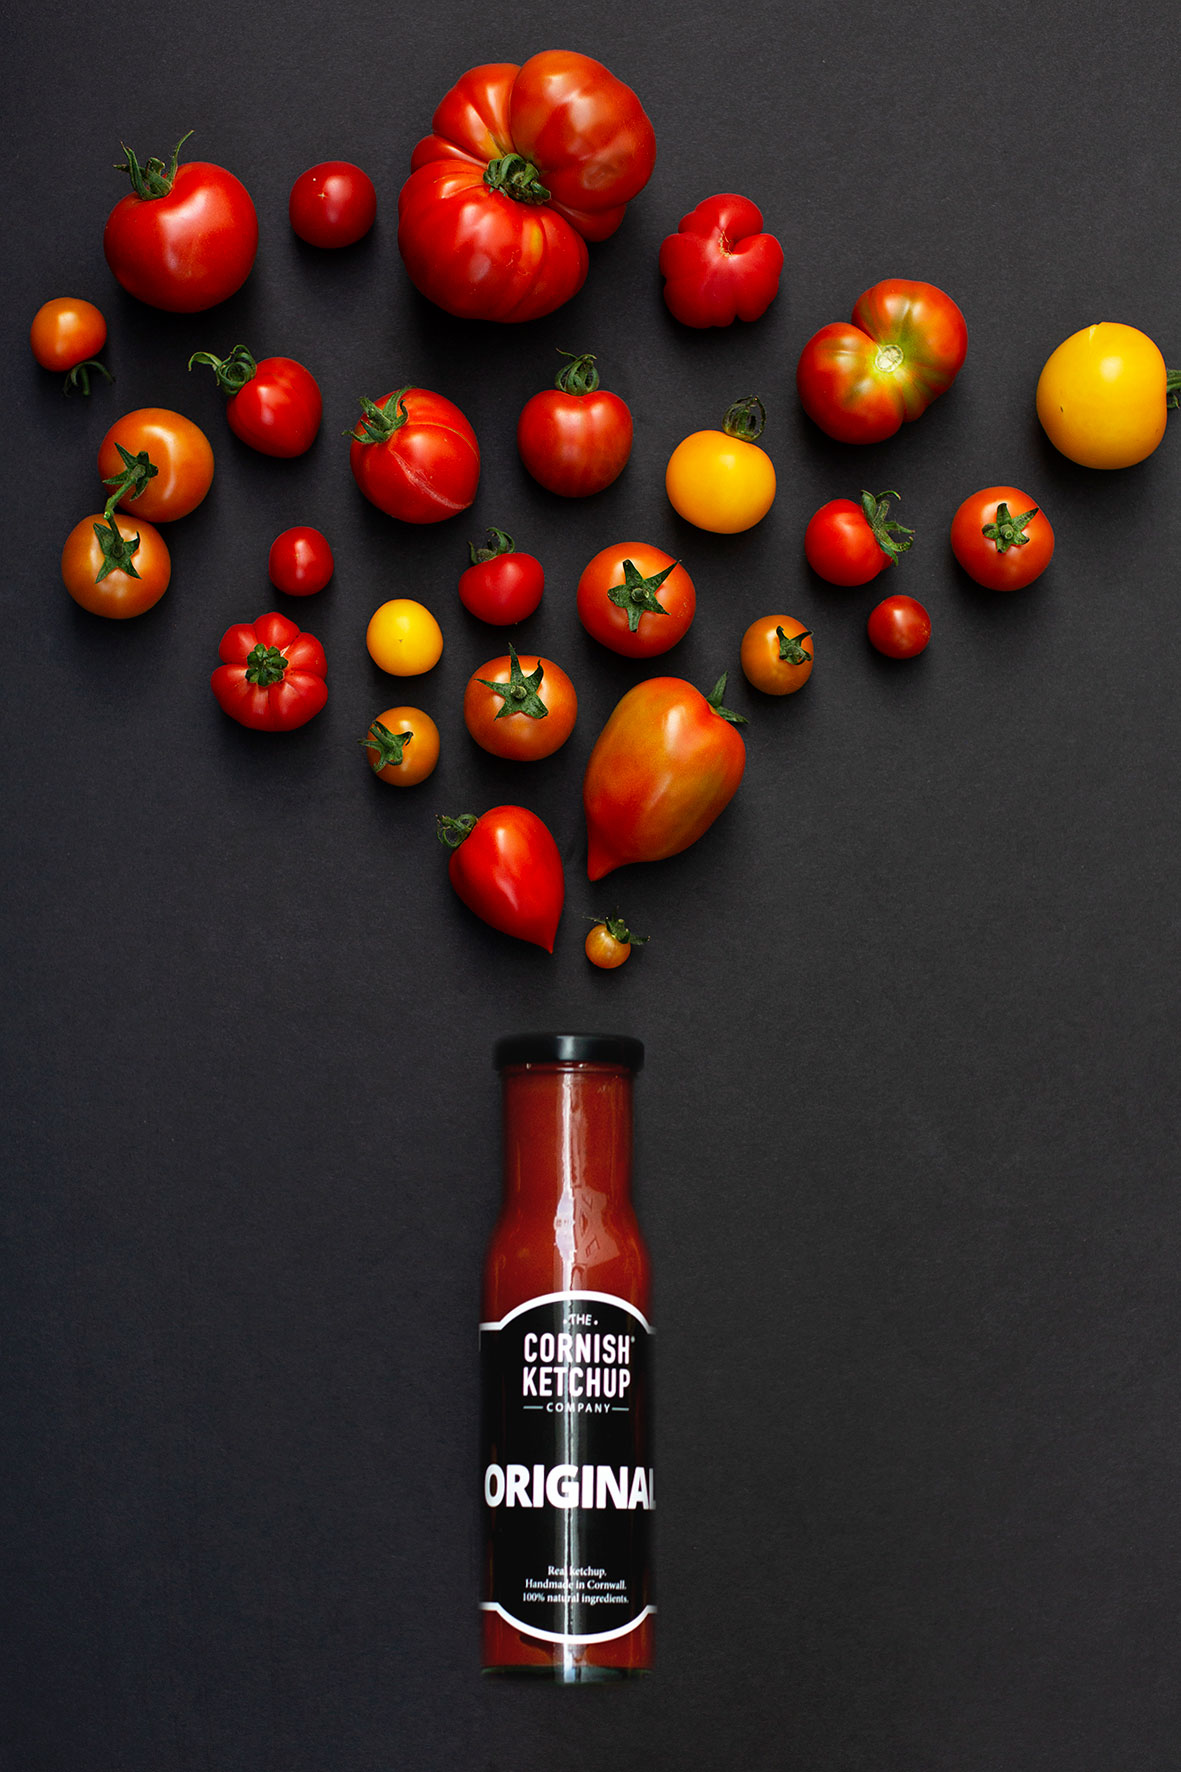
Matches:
[501,1063,634,1213]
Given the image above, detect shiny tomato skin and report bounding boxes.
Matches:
[583,677,747,879]
[97,408,215,522]
[61,513,171,618]
[585,924,631,968]
[576,542,695,658]
[658,193,783,327]
[950,488,1054,591]
[289,161,377,247]
[740,616,813,695]
[458,551,544,624]
[797,279,968,444]
[1036,323,1172,468]
[463,653,577,760]
[517,387,633,496]
[224,358,322,458]
[665,428,776,533]
[30,297,106,370]
[103,159,258,313]
[268,527,334,596]
[350,387,479,523]
[366,600,443,675]
[211,611,327,730]
[805,499,892,585]
[363,706,440,785]
[444,805,565,951]
[867,595,931,658]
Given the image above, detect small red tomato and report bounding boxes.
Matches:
[585,913,649,969]
[437,806,565,952]
[463,645,577,761]
[360,707,440,785]
[797,279,968,445]
[458,528,545,625]
[102,132,258,313]
[289,161,377,248]
[211,611,328,730]
[659,194,784,328]
[61,513,171,619]
[740,617,813,695]
[950,487,1054,591]
[867,595,931,658]
[30,297,111,394]
[517,351,633,497]
[577,542,696,658]
[268,527,335,596]
[349,386,480,523]
[190,345,322,458]
[805,490,915,586]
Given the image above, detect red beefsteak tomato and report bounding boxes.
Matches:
[796,280,968,444]
[398,52,656,322]
[437,806,564,951]
[211,612,327,730]
[658,194,783,327]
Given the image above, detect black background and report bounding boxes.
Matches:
[3,1,1179,1767]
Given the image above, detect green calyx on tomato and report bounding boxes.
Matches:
[92,515,141,582]
[347,388,412,444]
[114,130,194,200]
[468,526,515,565]
[981,501,1039,553]
[101,443,158,516]
[65,360,114,397]
[436,812,480,849]
[1168,372,1181,410]
[483,153,552,205]
[475,644,548,720]
[859,489,915,564]
[607,557,678,632]
[361,719,414,770]
[705,672,748,725]
[188,343,260,395]
[244,643,289,687]
[589,912,648,946]
[554,350,601,395]
[721,395,766,443]
[776,625,812,664]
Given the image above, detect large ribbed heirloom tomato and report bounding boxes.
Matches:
[397,51,656,322]
[797,279,968,444]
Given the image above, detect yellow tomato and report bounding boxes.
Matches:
[665,397,777,533]
[366,599,443,675]
[1036,323,1177,469]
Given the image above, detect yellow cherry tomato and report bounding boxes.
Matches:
[365,599,443,675]
[1036,323,1178,469]
[665,396,776,533]
[361,706,440,785]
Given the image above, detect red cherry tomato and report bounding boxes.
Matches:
[463,646,577,761]
[288,161,377,247]
[583,674,748,879]
[804,490,914,586]
[268,527,335,596]
[211,611,327,730]
[103,132,258,313]
[189,345,322,458]
[797,280,968,445]
[658,194,783,328]
[576,543,696,658]
[30,298,111,394]
[349,386,480,523]
[437,806,565,951]
[867,595,931,658]
[950,487,1054,591]
[517,352,633,497]
[458,528,544,624]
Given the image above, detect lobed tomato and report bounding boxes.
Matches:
[585,914,648,969]
[366,600,443,676]
[666,396,776,533]
[103,132,258,313]
[190,345,322,457]
[463,646,577,761]
[950,488,1053,591]
[61,512,171,618]
[289,161,377,247]
[437,806,565,951]
[30,297,110,393]
[459,529,544,624]
[740,617,813,696]
[577,543,695,658]
[361,707,440,785]
[211,612,327,730]
[805,489,914,586]
[517,352,633,496]
[658,193,783,328]
[268,527,334,596]
[797,279,968,444]
[1036,323,1179,468]
[867,595,930,658]
[97,409,214,523]
[349,386,479,523]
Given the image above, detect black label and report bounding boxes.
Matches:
[480,1291,654,1645]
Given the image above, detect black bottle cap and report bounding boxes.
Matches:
[493,1033,645,1072]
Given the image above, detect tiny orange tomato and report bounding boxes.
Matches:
[740,616,814,695]
[361,707,440,785]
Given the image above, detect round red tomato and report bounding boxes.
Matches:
[458,529,544,624]
[658,193,783,328]
[797,280,968,444]
[517,351,633,496]
[437,806,565,951]
[577,543,695,658]
[268,527,334,596]
[30,297,111,393]
[867,595,931,658]
[398,53,655,323]
[349,386,479,523]
[289,161,377,247]
[950,487,1054,591]
[805,489,914,586]
[97,408,215,523]
[61,513,171,618]
[103,132,258,313]
[189,345,322,457]
[463,646,577,760]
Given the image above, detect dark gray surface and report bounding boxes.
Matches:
[2,2,1179,1768]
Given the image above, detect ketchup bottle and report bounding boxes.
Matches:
[481,1033,653,1680]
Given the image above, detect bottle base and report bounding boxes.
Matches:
[482,1664,650,1682]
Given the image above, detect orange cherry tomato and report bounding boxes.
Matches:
[97,408,215,522]
[30,298,110,392]
[61,512,171,618]
[361,706,440,785]
[463,645,577,760]
[585,913,648,969]
[740,616,814,695]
